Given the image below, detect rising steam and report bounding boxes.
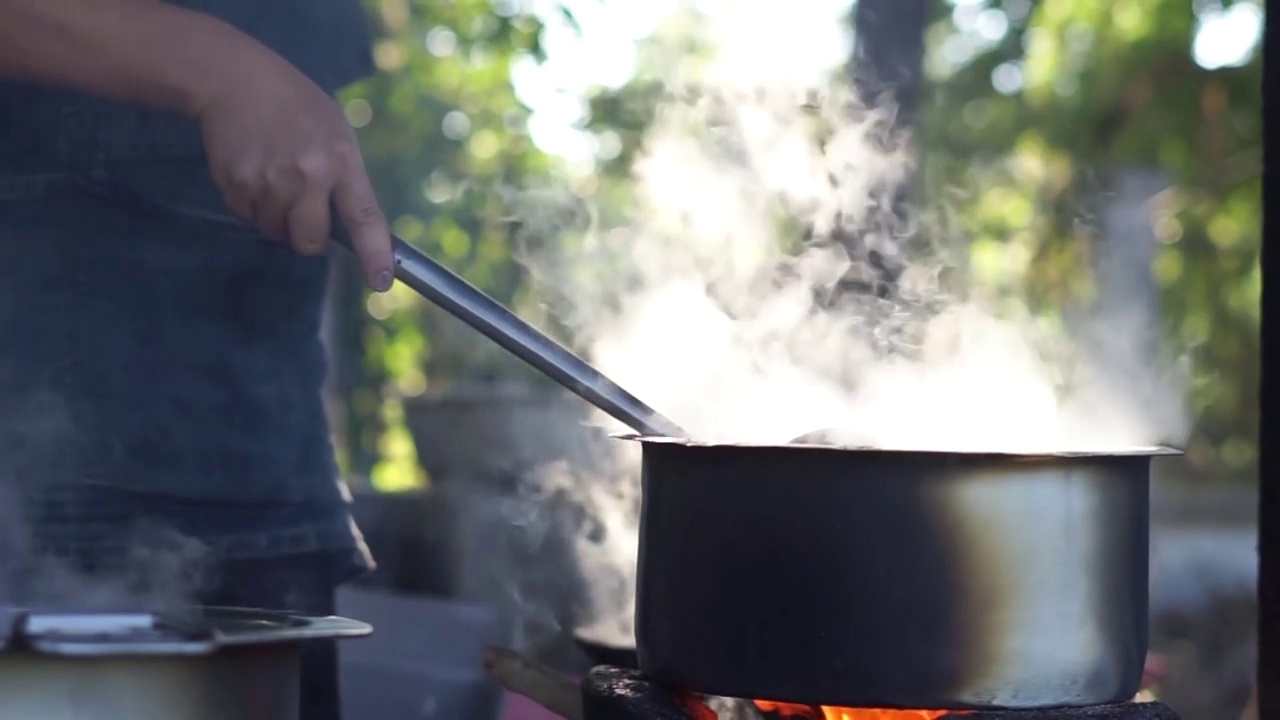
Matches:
[494,0,1190,649]
[0,389,210,612]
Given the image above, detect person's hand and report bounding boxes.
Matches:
[194,51,394,292]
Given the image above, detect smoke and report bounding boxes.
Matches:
[0,506,211,614]
[513,80,1186,449]
[488,0,1190,648]
[0,388,211,613]
[443,408,628,659]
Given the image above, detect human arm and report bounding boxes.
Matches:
[0,0,395,291]
[0,0,253,116]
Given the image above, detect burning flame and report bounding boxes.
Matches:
[676,691,975,720]
[677,693,720,720]
[753,700,972,720]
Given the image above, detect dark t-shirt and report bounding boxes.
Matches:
[0,0,377,578]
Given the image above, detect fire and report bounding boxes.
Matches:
[675,691,974,720]
[753,700,972,720]
[677,693,720,720]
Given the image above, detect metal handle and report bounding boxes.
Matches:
[333,228,685,438]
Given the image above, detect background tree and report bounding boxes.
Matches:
[331,0,554,490]
[919,0,1260,481]
[335,0,1261,488]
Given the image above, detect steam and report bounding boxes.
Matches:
[0,503,210,613]
[0,389,210,613]
[514,79,1186,451]
[498,0,1188,647]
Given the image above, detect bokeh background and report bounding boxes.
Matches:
[319,2,1262,720]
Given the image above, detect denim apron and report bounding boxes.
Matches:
[0,0,376,577]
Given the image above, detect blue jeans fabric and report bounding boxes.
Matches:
[0,165,371,558]
[0,167,371,718]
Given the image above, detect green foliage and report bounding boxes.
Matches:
[921,0,1260,480]
[334,0,551,491]
[341,0,1259,488]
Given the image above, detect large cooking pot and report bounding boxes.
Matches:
[0,606,371,720]
[631,437,1176,710]
[332,225,1175,710]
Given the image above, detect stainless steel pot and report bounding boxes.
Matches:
[332,222,1177,710]
[631,437,1178,710]
[0,606,371,720]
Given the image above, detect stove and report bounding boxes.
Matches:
[579,667,1183,720]
[484,646,1184,720]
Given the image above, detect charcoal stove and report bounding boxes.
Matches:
[484,647,1185,720]
[579,667,1183,720]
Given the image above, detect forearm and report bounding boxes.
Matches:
[0,0,276,117]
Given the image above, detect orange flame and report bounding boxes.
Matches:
[754,700,972,720]
[670,691,967,717]
[675,691,973,720]
[676,693,720,720]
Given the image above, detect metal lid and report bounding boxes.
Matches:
[0,606,372,657]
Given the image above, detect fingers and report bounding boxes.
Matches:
[213,161,305,250]
[332,161,395,292]
[257,194,293,246]
[268,158,328,256]
[211,165,262,234]
[285,190,331,256]
[214,155,332,258]
[205,121,391,291]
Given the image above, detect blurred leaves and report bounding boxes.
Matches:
[333,0,551,490]
[338,0,1260,488]
[920,0,1260,480]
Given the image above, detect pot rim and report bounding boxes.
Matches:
[572,626,635,650]
[612,433,1183,458]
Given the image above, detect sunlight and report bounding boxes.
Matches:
[1192,0,1263,71]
